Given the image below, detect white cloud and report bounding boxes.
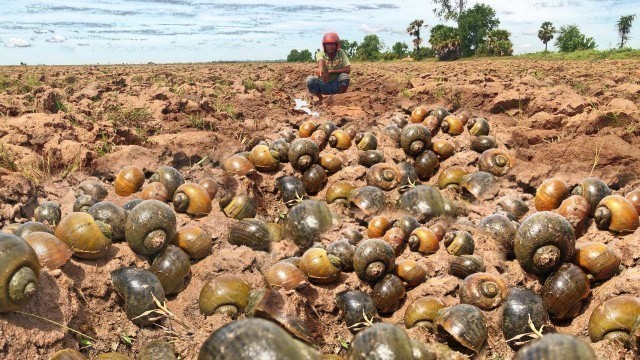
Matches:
[47,34,66,43]
[521,29,538,36]
[520,43,532,48]
[359,24,392,34]
[5,38,31,47]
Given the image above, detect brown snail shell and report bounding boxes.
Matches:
[395,259,426,287]
[342,227,363,245]
[284,200,332,248]
[542,263,590,320]
[574,242,620,282]
[466,117,490,136]
[588,295,640,344]
[140,182,169,202]
[535,178,569,211]
[289,138,320,171]
[404,296,445,330]
[502,287,549,349]
[248,144,280,172]
[433,107,450,122]
[73,194,98,212]
[431,139,455,160]
[326,181,356,204]
[266,222,284,243]
[0,234,40,312]
[138,341,176,360]
[87,201,127,241]
[309,129,328,149]
[318,121,337,137]
[353,239,395,283]
[358,150,385,168]
[302,164,327,194]
[414,150,439,180]
[265,261,307,290]
[299,247,341,284]
[336,290,378,333]
[349,323,414,360]
[15,221,53,238]
[173,225,211,260]
[149,166,184,198]
[478,213,518,255]
[398,185,445,223]
[410,106,429,123]
[125,200,176,256]
[298,120,317,138]
[149,245,191,295]
[368,215,392,238]
[373,274,406,313]
[449,255,486,279]
[478,149,514,177]
[354,132,377,151]
[422,115,442,137]
[122,199,143,211]
[515,333,596,360]
[366,163,400,191]
[383,227,406,255]
[328,130,352,149]
[111,267,166,326]
[50,349,88,360]
[22,232,72,269]
[497,195,529,220]
[443,231,475,256]
[571,177,612,214]
[438,166,468,190]
[435,304,487,353]
[326,240,356,272]
[514,211,575,274]
[594,195,639,233]
[461,171,499,201]
[114,165,145,197]
[75,180,107,201]
[224,154,255,176]
[228,218,272,251]
[349,186,386,217]
[383,124,402,146]
[95,352,131,360]
[199,273,250,318]
[270,138,290,163]
[407,227,439,254]
[392,216,420,241]
[470,135,498,153]
[344,127,357,140]
[460,272,506,310]
[430,221,447,241]
[556,195,590,237]
[220,193,257,219]
[55,212,112,259]
[276,175,309,207]
[626,189,640,214]
[397,162,420,193]
[401,124,431,157]
[33,201,61,227]
[319,154,343,174]
[440,115,465,135]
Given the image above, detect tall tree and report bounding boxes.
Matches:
[538,21,556,52]
[355,35,384,61]
[339,39,358,57]
[457,3,499,57]
[391,42,409,58]
[554,25,596,52]
[407,19,426,59]
[432,0,467,22]
[616,14,636,49]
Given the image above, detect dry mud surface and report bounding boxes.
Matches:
[0,60,639,359]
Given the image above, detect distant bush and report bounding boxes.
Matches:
[477,29,513,56]
[429,25,462,61]
[554,25,596,52]
[287,49,313,62]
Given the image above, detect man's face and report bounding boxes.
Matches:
[324,42,337,53]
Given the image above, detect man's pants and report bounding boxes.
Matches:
[306,73,350,95]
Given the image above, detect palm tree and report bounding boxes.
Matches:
[407,19,426,59]
[616,14,636,49]
[538,21,555,52]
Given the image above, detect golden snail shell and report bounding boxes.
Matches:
[0,234,40,312]
[594,195,639,233]
[114,165,145,197]
[535,178,569,211]
[173,183,212,216]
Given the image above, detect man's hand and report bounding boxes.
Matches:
[321,71,329,83]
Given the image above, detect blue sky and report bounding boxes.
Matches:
[1,0,639,65]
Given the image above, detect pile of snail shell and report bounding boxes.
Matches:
[1,104,639,360]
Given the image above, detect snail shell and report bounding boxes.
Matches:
[22,232,72,269]
[326,240,356,272]
[435,304,487,353]
[344,127,358,140]
[198,318,320,359]
[319,121,338,137]
[407,227,439,254]
[366,163,400,191]
[431,139,455,160]
[542,263,590,320]
[368,215,392,238]
[299,120,317,138]
[398,185,445,223]
[588,295,640,344]
[514,211,575,274]
[266,222,284,243]
[265,261,307,290]
[404,296,445,330]
[574,242,620,282]
[299,247,341,284]
[440,115,465,135]
[224,154,255,176]
[535,178,569,211]
[122,199,143,211]
[149,166,184,198]
[449,255,486,279]
[2,223,19,234]
[75,180,107,201]
[515,333,596,360]
[125,200,176,256]
[459,272,507,310]
[276,176,309,207]
[358,150,385,168]
[111,267,166,326]
[114,165,145,197]
[328,130,352,149]
[478,213,518,255]
[149,245,191,295]
[55,212,112,259]
[302,164,327,194]
[397,162,420,193]
[354,239,395,283]
[422,114,441,137]
[50,349,88,360]
[460,171,499,201]
[173,225,211,260]
[326,181,356,204]
[15,221,52,238]
[626,189,640,214]
[470,135,498,153]
[138,341,176,360]
[443,231,475,256]
[373,274,406,314]
[392,216,420,241]
[466,117,490,136]
[497,195,529,220]
[319,154,343,174]
[349,186,386,217]
[0,234,40,312]
[433,107,450,122]
[141,182,169,202]
[248,144,280,172]
[414,150,439,180]
[502,287,549,349]
[33,201,61,227]
[395,259,426,287]
[336,290,377,333]
[73,194,98,212]
[438,166,468,190]
[228,218,272,251]
[88,201,127,241]
[289,138,320,171]
[556,195,590,237]
[354,132,378,151]
[594,195,639,233]
[310,129,328,149]
[173,183,212,216]
[410,106,429,123]
[269,138,290,163]
[284,200,332,248]
[571,177,612,214]
[383,228,405,254]
[199,273,250,318]
[220,194,257,220]
[382,125,402,146]
[401,124,431,157]
[349,323,414,360]
[478,149,514,177]
[95,353,131,360]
